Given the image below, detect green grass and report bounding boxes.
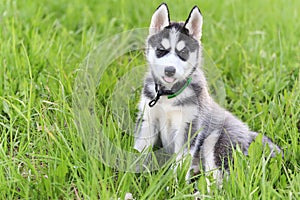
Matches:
[1,0,299,199]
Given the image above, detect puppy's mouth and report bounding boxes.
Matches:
[162,76,176,83]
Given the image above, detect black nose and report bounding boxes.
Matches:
[164,66,176,77]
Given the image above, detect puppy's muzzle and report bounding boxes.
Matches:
[164,66,176,77]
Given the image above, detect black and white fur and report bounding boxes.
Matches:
[134,3,282,185]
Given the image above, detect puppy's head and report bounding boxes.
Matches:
[146,3,203,87]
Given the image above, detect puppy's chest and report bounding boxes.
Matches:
[149,96,197,153]
[151,96,198,132]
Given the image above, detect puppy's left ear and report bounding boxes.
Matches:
[184,6,203,41]
[149,3,170,35]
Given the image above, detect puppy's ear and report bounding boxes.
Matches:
[149,3,170,35]
[184,6,203,41]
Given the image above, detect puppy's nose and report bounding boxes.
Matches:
[164,66,176,77]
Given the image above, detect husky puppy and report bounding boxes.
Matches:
[134,3,282,184]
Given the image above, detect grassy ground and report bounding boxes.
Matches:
[1,0,299,199]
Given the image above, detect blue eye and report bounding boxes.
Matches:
[176,47,189,61]
[155,48,170,58]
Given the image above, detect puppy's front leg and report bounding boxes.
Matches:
[169,129,187,184]
[134,115,159,152]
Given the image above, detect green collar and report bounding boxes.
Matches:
[167,77,192,99]
[148,77,192,107]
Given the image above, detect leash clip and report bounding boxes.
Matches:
[148,91,160,107]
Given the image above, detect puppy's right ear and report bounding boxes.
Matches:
[184,6,203,41]
[149,3,170,35]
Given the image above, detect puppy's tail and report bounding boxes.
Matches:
[251,131,283,158]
